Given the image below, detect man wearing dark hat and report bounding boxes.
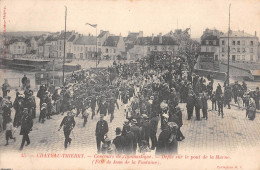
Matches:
[90,95,97,119]
[130,119,141,154]
[97,97,108,116]
[95,114,108,153]
[113,127,124,154]
[150,115,159,150]
[13,94,24,127]
[141,114,150,145]
[37,85,46,110]
[186,92,195,120]
[58,111,76,149]
[123,125,135,154]
[20,108,33,150]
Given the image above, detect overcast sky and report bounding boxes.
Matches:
[0,0,260,38]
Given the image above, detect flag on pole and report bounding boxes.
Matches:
[85,23,97,28]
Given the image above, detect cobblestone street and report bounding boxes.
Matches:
[1,94,260,155]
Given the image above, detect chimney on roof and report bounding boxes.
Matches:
[159,33,162,44]
[255,31,257,37]
[152,33,154,41]
[88,33,91,36]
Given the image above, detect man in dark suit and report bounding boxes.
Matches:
[97,97,108,116]
[113,127,124,154]
[58,111,76,149]
[130,119,141,154]
[186,92,195,120]
[150,115,159,150]
[123,125,135,155]
[19,108,33,150]
[95,114,108,153]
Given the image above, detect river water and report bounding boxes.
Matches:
[0,68,36,89]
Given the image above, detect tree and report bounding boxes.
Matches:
[172,28,201,74]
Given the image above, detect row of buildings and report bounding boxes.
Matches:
[1,28,260,63]
[200,28,259,63]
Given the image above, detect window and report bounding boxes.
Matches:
[232,48,236,53]
[232,41,235,45]
[250,48,253,53]
[206,40,209,45]
[222,40,225,45]
[77,47,79,51]
[60,46,62,50]
[242,48,246,53]
[237,55,240,60]
[222,54,224,58]
[250,55,253,61]
[237,41,240,45]
[213,40,216,45]
[18,46,20,49]
[242,40,245,45]
[222,47,225,52]
[106,49,108,53]
[237,48,240,53]
[250,41,254,46]
[242,55,245,60]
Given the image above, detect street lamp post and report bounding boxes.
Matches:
[62,6,67,86]
[227,4,231,86]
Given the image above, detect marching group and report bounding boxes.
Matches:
[0,57,259,155]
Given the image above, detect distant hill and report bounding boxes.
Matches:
[0,31,51,37]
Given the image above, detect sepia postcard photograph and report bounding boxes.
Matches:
[0,0,260,169]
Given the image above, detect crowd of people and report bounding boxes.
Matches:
[0,55,259,154]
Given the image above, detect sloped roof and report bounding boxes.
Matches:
[103,36,120,47]
[221,31,256,38]
[68,35,76,42]
[135,36,178,46]
[6,39,19,45]
[126,44,135,51]
[25,39,31,47]
[125,32,139,42]
[202,35,218,41]
[98,31,108,38]
[38,39,46,46]
[45,35,58,41]
[58,31,73,40]
[74,36,96,45]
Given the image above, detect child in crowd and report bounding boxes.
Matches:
[39,103,47,123]
[5,118,16,146]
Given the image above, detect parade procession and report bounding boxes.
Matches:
[0,50,259,156]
